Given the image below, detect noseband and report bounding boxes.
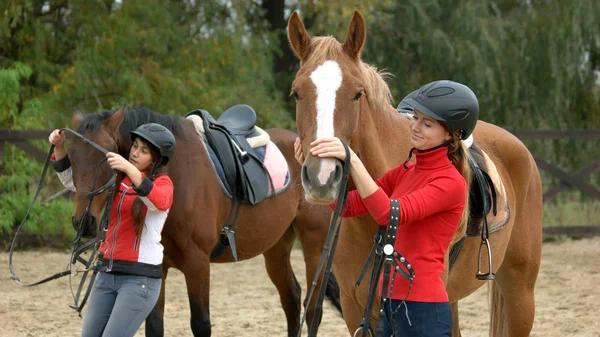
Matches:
[9,127,117,315]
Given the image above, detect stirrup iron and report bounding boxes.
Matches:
[353,326,373,337]
[476,238,495,280]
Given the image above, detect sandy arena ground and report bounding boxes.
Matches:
[1,237,599,337]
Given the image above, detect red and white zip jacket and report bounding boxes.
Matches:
[51,154,173,278]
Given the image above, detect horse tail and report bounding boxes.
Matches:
[325,272,343,316]
[489,280,507,336]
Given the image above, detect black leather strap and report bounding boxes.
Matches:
[297,138,351,337]
[355,199,415,337]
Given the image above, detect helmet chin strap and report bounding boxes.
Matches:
[402,141,451,168]
[417,140,451,153]
[147,157,168,180]
[148,163,162,180]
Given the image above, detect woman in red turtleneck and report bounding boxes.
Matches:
[294,80,480,337]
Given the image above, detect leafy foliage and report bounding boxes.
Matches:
[1,0,599,242]
[0,62,73,241]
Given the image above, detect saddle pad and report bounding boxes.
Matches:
[262,141,289,194]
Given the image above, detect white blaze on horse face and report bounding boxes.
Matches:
[310,60,342,185]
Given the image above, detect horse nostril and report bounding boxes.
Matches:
[333,162,343,182]
[302,165,311,184]
[72,215,97,236]
[88,215,97,227]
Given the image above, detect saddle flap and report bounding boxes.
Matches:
[466,146,510,236]
[468,155,493,216]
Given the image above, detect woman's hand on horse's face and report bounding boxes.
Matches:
[310,137,355,161]
[106,152,136,174]
[294,137,304,164]
[48,129,65,147]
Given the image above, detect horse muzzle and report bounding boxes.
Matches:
[72,214,97,238]
[301,158,343,203]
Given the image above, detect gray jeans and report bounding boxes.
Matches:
[82,272,162,337]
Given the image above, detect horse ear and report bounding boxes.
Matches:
[342,10,366,59]
[72,108,84,130]
[287,11,312,61]
[104,105,125,134]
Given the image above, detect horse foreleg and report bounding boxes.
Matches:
[339,287,370,337]
[184,254,212,336]
[263,225,302,337]
[145,266,169,337]
[450,301,462,337]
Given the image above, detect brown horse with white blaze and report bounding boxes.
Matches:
[65,105,340,337]
[288,10,543,337]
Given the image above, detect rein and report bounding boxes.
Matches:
[297,138,351,337]
[8,128,117,314]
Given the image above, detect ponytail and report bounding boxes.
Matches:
[131,197,146,237]
[130,140,162,237]
[447,131,471,245]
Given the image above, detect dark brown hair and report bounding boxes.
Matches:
[131,137,162,237]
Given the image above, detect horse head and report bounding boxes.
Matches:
[288,10,394,204]
[67,107,124,237]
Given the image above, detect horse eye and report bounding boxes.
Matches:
[290,90,299,100]
[353,91,363,101]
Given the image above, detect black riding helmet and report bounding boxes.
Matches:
[130,123,176,166]
[397,80,479,139]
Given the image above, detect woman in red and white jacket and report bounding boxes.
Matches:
[49,123,175,337]
[295,81,479,337]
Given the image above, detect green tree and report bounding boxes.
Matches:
[0,62,73,241]
[362,0,600,177]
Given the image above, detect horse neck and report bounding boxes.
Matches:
[353,101,413,178]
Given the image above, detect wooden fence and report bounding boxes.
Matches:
[0,129,73,202]
[2,129,600,237]
[509,130,600,237]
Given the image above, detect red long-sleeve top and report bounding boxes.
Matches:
[338,146,466,302]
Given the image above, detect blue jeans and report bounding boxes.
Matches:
[378,300,452,337]
[81,272,162,337]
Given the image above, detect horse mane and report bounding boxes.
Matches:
[306,37,394,113]
[77,106,184,137]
